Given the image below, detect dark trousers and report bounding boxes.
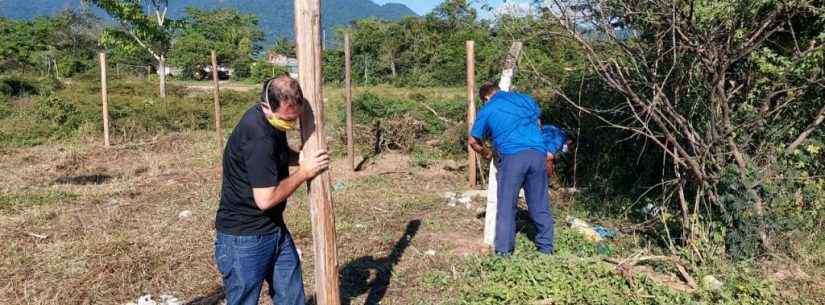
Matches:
[494,149,555,254]
[214,227,306,305]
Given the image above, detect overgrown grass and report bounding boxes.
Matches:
[0,190,78,212]
[0,76,258,147]
[447,228,787,305]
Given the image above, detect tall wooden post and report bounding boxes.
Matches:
[99,53,110,148]
[345,31,354,171]
[294,1,341,304]
[211,50,223,153]
[467,41,477,187]
[483,41,523,246]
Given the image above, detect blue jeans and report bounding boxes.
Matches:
[214,227,306,305]
[495,149,555,254]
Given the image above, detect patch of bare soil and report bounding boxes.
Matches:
[762,259,825,303]
[1,132,483,305]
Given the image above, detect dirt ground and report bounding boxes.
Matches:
[0,131,490,305]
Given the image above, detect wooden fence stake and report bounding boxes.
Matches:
[467,41,477,187]
[483,41,523,246]
[294,1,341,304]
[345,31,354,171]
[99,52,110,148]
[211,50,223,153]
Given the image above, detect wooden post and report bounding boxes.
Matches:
[211,50,223,153]
[345,31,354,171]
[159,56,167,99]
[294,1,341,305]
[467,41,477,187]
[483,41,523,246]
[363,54,369,85]
[99,53,110,148]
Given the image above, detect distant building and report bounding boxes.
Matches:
[266,51,299,78]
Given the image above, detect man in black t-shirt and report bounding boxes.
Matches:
[214,76,329,305]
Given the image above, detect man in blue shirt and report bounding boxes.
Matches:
[469,82,555,255]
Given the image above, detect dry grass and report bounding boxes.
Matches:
[0,130,487,305]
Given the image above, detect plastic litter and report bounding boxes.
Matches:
[566,217,616,241]
[701,275,723,291]
[642,203,663,217]
[125,294,182,305]
[442,192,475,209]
[177,210,193,221]
[333,180,347,191]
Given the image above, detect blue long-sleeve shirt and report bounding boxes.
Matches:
[470,92,547,156]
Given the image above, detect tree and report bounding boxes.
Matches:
[0,9,102,77]
[89,0,176,98]
[169,7,264,80]
[270,38,297,58]
[541,0,824,256]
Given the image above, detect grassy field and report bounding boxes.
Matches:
[1,79,823,305]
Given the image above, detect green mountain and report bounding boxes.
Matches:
[0,0,418,44]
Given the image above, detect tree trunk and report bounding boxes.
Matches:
[711,68,771,251]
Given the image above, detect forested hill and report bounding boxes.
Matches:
[0,0,418,43]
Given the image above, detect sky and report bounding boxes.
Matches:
[372,0,525,18]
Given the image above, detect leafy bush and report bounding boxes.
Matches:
[34,95,83,132]
[0,76,40,97]
[0,95,9,118]
[232,57,254,80]
[249,60,288,82]
[0,78,258,148]
[347,91,465,133]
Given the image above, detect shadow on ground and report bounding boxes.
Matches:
[475,208,538,243]
[53,173,113,185]
[188,220,421,305]
[306,219,421,305]
[184,287,224,305]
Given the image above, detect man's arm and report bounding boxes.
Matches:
[252,150,329,211]
[469,136,493,159]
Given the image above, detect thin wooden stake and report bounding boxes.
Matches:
[467,41,477,187]
[159,56,167,99]
[99,52,110,148]
[345,31,354,171]
[294,1,341,304]
[211,50,223,153]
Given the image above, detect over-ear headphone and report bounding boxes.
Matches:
[261,77,277,110]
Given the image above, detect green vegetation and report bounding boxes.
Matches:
[0,0,822,304]
[0,77,257,147]
[169,7,264,79]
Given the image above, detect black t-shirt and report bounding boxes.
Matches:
[215,105,290,235]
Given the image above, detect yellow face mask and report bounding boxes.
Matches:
[268,116,299,131]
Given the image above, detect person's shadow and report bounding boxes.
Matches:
[191,220,421,305]
[336,219,421,305]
